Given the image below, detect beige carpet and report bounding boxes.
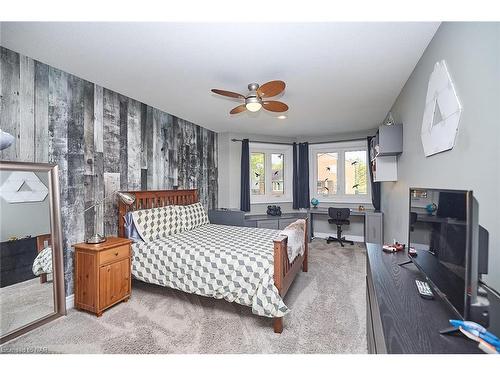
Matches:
[1,239,367,354]
[0,277,54,337]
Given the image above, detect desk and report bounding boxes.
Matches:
[209,208,384,244]
[307,208,383,244]
[244,213,307,230]
[208,209,307,230]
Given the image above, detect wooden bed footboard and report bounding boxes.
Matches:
[272,218,308,333]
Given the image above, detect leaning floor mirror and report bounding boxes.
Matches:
[0,161,66,344]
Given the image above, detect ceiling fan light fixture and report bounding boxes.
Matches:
[245,96,262,112]
[277,115,287,120]
[212,80,287,115]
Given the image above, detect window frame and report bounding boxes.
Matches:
[309,140,372,204]
[249,142,293,204]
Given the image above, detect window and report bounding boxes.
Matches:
[316,152,338,196]
[250,143,292,203]
[310,141,371,203]
[250,152,265,195]
[271,153,284,196]
[344,150,367,195]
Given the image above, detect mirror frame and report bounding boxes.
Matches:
[0,161,66,344]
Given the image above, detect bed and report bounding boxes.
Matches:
[118,189,308,333]
[34,234,52,283]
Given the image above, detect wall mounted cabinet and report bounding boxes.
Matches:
[370,124,403,182]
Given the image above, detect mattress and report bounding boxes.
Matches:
[131,224,290,318]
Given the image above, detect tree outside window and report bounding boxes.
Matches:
[345,150,367,195]
[271,153,284,196]
[250,152,265,195]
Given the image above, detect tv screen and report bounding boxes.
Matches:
[409,188,472,318]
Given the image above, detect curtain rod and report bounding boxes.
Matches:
[230,137,368,146]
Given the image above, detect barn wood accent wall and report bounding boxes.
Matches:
[0,46,218,295]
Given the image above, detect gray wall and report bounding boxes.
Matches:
[0,171,50,242]
[218,129,376,240]
[381,23,500,290]
[0,46,218,296]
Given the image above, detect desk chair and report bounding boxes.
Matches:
[326,207,354,247]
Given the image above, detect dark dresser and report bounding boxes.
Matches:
[366,243,482,354]
[0,237,38,287]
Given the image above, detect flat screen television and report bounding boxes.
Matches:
[408,188,488,322]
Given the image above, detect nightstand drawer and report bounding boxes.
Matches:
[99,244,130,265]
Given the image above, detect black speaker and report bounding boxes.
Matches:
[266,205,282,216]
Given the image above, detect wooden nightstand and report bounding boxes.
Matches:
[73,237,132,317]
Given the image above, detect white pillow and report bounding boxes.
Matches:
[177,202,210,231]
[131,206,183,242]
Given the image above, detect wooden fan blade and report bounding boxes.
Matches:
[262,101,288,112]
[211,89,245,99]
[230,104,247,114]
[257,80,285,98]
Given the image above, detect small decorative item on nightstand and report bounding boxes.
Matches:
[73,237,132,317]
[84,191,135,244]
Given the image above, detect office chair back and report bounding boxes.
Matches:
[328,207,351,222]
[326,207,353,246]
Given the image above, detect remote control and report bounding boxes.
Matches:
[415,280,434,299]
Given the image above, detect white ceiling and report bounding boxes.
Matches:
[1,22,439,137]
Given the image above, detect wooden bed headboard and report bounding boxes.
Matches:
[117,189,198,238]
[36,234,51,252]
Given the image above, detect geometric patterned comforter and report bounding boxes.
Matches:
[131,224,290,318]
[32,246,52,276]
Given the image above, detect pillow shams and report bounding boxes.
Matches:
[131,206,183,242]
[177,202,210,231]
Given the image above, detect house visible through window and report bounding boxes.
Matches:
[250,144,292,203]
[310,140,371,203]
[316,152,338,196]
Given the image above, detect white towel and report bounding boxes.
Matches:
[279,219,306,262]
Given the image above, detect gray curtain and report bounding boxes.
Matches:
[240,139,251,212]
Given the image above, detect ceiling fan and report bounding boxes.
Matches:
[211,80,289,115]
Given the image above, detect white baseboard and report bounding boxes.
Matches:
[65,294,75,310]
[313,232,365,243]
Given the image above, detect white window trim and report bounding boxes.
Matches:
[309,140,372,204]
[249,142,293,204]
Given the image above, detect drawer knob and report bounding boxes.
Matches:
[115,252,119,256]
